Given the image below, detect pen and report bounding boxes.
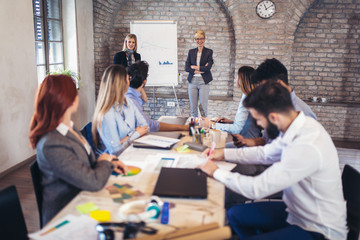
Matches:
[40,220,70,236]
[208,142,216,156]
[161,157,175,160]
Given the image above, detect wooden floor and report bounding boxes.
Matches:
[1,145,359,234]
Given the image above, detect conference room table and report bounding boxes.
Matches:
[45,130,226,239]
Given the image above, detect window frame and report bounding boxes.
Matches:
[33,0,65,83]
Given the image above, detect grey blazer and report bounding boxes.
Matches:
[185,47,214,84]
[36,128,113,225]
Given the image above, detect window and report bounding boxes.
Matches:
[33,0,64,84]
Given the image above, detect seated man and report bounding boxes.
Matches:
[126,61,188,132]
[200,81,347,240]
[233,58,316,148]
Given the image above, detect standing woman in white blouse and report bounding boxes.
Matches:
[185,30,214,117]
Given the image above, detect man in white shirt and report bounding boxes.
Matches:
[200,81,347,239]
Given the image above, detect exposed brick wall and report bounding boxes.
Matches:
[93,0,360,141]
[291,0,360,103]
[94,0,236,98]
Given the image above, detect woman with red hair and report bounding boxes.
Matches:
[29,75,127,226]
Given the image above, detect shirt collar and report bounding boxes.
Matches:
[127,87,142,99]
[56,121,74,136]
[280,111,306,143]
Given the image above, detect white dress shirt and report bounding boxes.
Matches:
[213,112,347,239]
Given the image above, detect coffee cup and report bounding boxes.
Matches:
[210,129,227,148]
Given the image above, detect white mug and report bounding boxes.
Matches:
[210,129,227,148]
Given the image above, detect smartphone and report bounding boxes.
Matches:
[230,133,238,141]
[198,104,206,117]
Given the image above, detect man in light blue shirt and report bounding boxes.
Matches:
[126,61,188,132]
[232,58,317,147]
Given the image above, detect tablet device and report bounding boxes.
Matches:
[153,168,207,199]
[132,132,183,149]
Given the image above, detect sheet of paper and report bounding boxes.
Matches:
[28,215,98,240]
[134,135,180,148]
[174,154,236,171]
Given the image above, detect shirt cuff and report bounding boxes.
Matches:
[213,168,230,183]
[128,131,140,141]
[224,148,239,162]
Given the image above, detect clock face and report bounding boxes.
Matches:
[256,0,276,19]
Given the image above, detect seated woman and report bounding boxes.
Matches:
[202,66,262,146]
[29,74,127,226]
[126,61,189,132]
[92,64,149,156]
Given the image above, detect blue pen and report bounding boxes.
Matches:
[161,202,169,224]
[161,158,175,160]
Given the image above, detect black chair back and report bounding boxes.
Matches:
[30,161,43,228]
[342,164,360,240]
[0,185,28,239]
[80,122,96,152]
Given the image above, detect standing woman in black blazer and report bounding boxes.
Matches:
[185,30,214,117]
[113,34,141,68]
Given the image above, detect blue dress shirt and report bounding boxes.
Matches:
[97,97,148,156]
[125,87,160,132]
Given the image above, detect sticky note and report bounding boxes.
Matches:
[76,202,99,214]
[90,210,111,222]
[176,145,190,153]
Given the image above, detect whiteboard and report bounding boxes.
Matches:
[130,20,178,86]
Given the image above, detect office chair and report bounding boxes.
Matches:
[0,185,28,239]
[80,121,96,152]
[30,161,43,228]
[342,164,360,240]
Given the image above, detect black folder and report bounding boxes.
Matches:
[153,168,207,199]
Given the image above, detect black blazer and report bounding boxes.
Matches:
[113,51,141,68]
[185,47,214,84]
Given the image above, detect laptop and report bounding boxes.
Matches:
[153,167,207,199]
[132,132,183,149]
[158,116,188,125]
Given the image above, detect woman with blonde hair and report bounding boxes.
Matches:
[202,66,262,145]
[92,64,149,156]
[113,33,141,68]
[29,74,127,225]
[185,30,214,117]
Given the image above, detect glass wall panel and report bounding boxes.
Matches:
[48,42,63,64]
[46,0,60,19]
[47,20,62,41]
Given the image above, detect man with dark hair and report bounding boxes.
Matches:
[233,58,316,147]
[126,61,188,132]
[200,81,347,240]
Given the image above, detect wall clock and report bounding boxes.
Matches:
[256,0,276,19]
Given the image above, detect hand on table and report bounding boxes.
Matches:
[98,153,128,175]
[199,159,219,177]
[215,117,233,124]
[136,125,149,136]
[201,148,225,161]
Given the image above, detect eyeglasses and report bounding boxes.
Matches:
[194,38,205,41]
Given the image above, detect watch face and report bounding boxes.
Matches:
[256,0,276,19]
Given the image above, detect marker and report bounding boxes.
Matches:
[40,220,70,236]
[161,157,175,160]
[208,142,216,156]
